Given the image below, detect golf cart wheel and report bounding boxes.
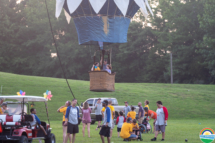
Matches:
[18,135,28,143]
[45,133,56,143]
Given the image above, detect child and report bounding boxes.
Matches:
[127,106,136,120]
[132,119,139,135]
[144,100,149,116]
[116,111,126,137]
[105,65,112,74]
[91,62,101,71]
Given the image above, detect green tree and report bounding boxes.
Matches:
[198,0,215,83]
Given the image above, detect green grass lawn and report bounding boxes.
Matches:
[32,119,215,143]
[0,71,215,120]
[0,71,215,142]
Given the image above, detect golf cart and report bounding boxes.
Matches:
[0,95,55,143]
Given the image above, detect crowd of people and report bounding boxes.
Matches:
[56,98,168,143]
[0,97,168,143]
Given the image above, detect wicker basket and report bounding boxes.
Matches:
[89,71,116,92]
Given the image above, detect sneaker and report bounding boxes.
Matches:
[161,139,164,141]
[151,137,157,141]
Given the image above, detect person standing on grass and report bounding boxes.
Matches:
[57,101,72,143]
[82,102,92,138]
[151,101,168,142]
[99,100,112,143]
[64,99,81,143]
[123,101,131,120]
[144,100,150,117]
[95,98,103,130]
[101,100,115,138]
[138,102,144,124]
[116,111,126,137]
[144,107,157,133]
[127,106,136,120]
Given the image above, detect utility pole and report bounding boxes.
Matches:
[170,53,173,84]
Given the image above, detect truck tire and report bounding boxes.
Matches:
[91,120,95,124]
[45,133,56,143]
[18,135,28,143]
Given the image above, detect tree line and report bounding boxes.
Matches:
[0,0,214,84]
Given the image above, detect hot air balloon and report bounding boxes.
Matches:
[55,0,153,92]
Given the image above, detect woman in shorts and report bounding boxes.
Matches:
[57,101,71,143]
[82,102,92,137]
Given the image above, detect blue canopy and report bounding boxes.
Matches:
[56,0,153,45]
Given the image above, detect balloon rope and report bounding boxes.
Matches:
[44,0,81,110]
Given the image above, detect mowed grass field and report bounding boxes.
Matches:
[33,119,215,143]
[0,71,215,143]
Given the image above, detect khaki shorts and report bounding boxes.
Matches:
[111,119,115,130]
[139,117,144,124]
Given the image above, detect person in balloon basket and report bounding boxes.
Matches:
[151,101,168,142]
[105,65,112,74]
[64,99,81,143]
[91,62,100,71]
[99,100,112,143]
[100,59,109,70]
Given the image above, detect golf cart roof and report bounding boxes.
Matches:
[0,95,47,102]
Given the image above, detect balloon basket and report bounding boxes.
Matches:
[89,71,116,92]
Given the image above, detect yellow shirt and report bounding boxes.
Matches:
[131,123,139,129]
[101,105,115,119]
[127,111,136,120]
[120,122,133,139]
[94,67,101,71]
[0,108,2,114]
[144,105,149,115]
[59,107,67,121]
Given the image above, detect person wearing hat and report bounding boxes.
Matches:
[99,100,112,143]
[101,100,115,138]
[0,98,4,114]
[123,101,131,120]
[120,117,138,141]
[144,107,157,133]
[95,98,103,130]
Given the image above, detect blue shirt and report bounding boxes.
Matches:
[30,114,41,126]
[105,69,111,74]
[103,107,112,128]
[65,106,80,125]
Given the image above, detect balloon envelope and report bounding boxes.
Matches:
[56,0,153,45]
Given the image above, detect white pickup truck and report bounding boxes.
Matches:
[79,98,139,124]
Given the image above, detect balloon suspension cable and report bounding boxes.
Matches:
[44,0,81,110]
